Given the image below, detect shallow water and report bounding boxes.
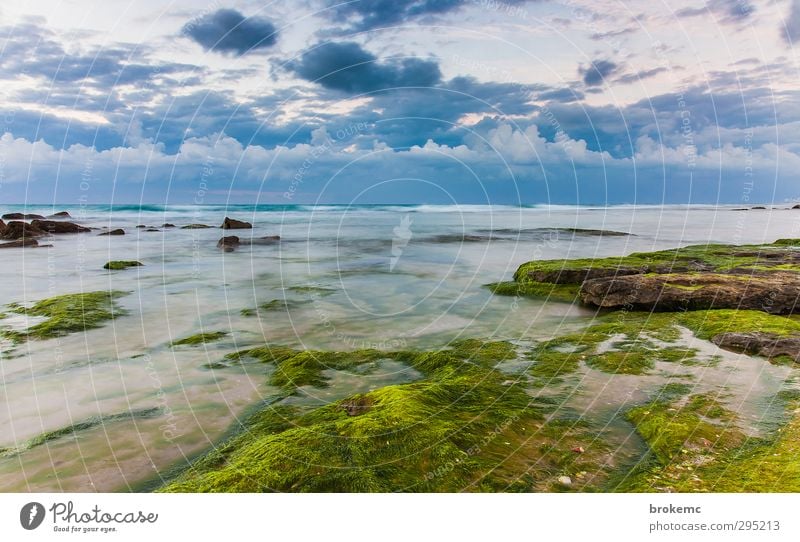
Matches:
[1,203,799,491]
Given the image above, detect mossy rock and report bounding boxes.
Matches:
[104,260,143,270]
[171,331,228,347]
[2,290,129,342]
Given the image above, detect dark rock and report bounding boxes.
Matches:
[0,221,45,240]
[136,225,147,228]
[29,220,90,234]
[98,229,125,236]
[217,236,240,251]
[340,396,372,416]
[48,211,72,219]
[161,223,176,228]
[525,266,646,285]
[712,332,800,362]
[2,212,45,220]
[181,224,213,229]
[0,238,39,249]
[221,217,252,229]
[751,206,767,210]
[0,219,5,234]
[732,208,749,211]
[793,204,800,210]
[580,272,800,314]
[144,228,161,232]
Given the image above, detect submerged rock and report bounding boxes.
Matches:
[181,223,213,229]
[250,235,280,245]
[221,217,252,229]
[29,219,90,234]
[217,236,240,251]
[98,229,125,236]
[580,272,800,314]
[0,238,39,249]
[711,332,800,362]
[161,223,176,228]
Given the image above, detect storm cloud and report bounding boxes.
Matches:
[182,9,278,55]
[286,42,442,93]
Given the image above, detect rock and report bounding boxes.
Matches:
[29,219,90,234]
[181,224,213,229]
[104,260,143,270]
[0,221,45,240]
[217,236,240,251]
[751,206,767,210]
[525,266,644,285]
[793,204,800,210]
[250,235,281,245]
[340,397,372,416]
[557,476,572,486]
[0,238,39,249]
[136,225,147,228]
[732,208,749,211]
[144,228,161,232]
[0,219,5,234]
[571,446,585,453]
[221,217,252,229]
[98,229,125,236]
[1,212,45,220]
[580,272,800,314]
[161,223,176,228]
[47,211,72,219]
[711,332,800,362]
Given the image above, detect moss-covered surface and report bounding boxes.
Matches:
[161,339,617,492]
[486,281,581,303]
[240,299,309,317]
[1,290,129,342]
[171,331,228,347]
[614,393,800,492]
[103,260,143,270]
[0,407,162,458]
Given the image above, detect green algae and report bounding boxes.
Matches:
[0,407,162,458]
[486,281,581,303]
[616,395,800,492]
[103,260,143,270]
[1,290,129,342]
[240,299,308,317]
[161,339,615,492]
[171,331,228,347]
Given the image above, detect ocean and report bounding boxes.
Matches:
[1,203,799,491]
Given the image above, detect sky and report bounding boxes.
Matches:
[0,0,799,205]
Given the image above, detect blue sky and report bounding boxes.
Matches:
[0,0,799,205]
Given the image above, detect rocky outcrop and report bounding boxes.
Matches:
[221,217,252,229]
[580,272,800,314]
[161,223,176,228]
[0,221,45,240]
[712,332,800,362]
[98,229,125,236]
[29,220,90,234]
[793,204,800,210]
[0,238,39,249]
[2,213,45,220]
[48,211,72,219]
[217,236,240,251]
